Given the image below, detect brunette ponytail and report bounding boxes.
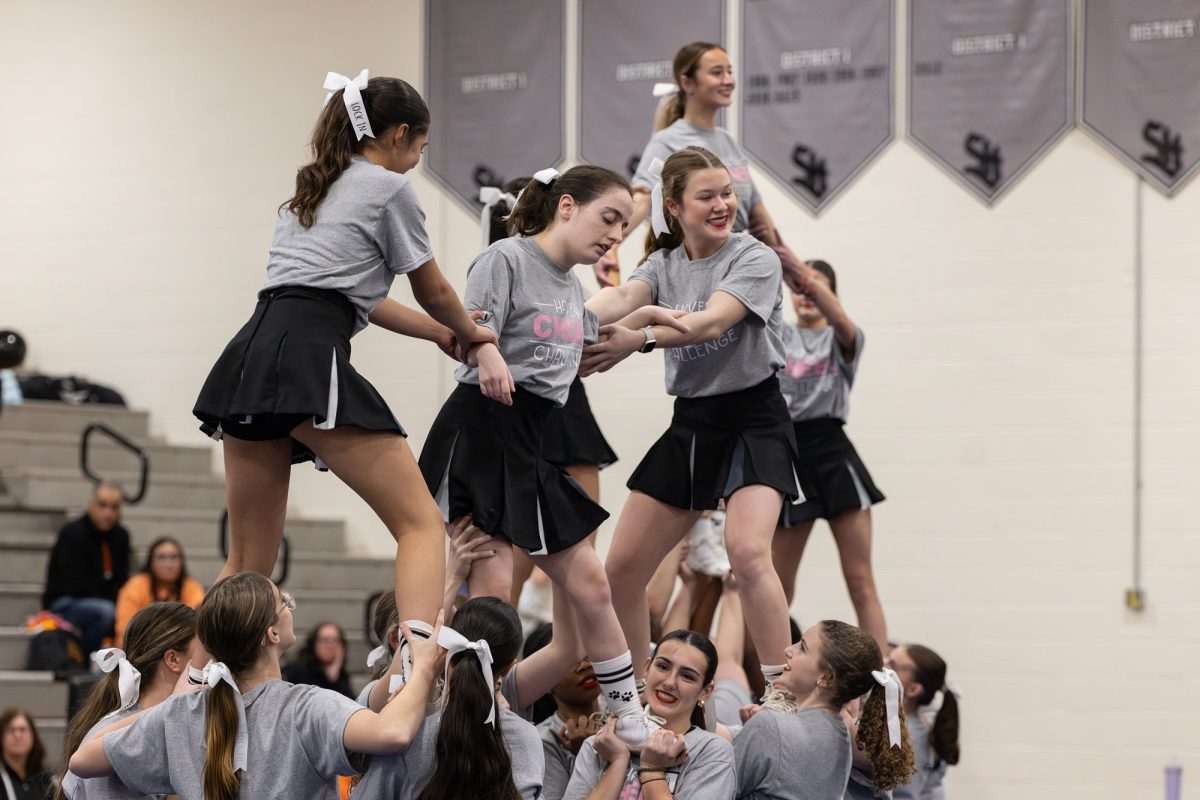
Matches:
[506,165,630,238]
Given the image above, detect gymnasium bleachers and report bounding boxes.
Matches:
[0,400,386,768]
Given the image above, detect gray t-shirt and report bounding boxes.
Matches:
[892,717,945,800]
[778,325,863,423]
[846,766,892,800]
[563,726,735,800]
[262,156,433,334]
[352,705,544,800]
[630,233,785,398]
[633,120,762,232]
[536,712,576,800]
[103,681,366,800]
[734,708,852,800]
[455,237,599,407]
[499,665,535,722]
[63,706,153,800]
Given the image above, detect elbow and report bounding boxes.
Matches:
[69,748,99,779]
[386,724,415,753]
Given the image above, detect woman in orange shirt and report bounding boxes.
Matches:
[115,537,204,646]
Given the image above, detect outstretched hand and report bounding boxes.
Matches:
[580,325,644,376]
[593,249,620,288]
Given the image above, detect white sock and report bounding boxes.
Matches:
[760,663,786,695]
[591,651,641,717]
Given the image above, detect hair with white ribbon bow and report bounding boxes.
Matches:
[646,157,671,238]
[652,82,679,98]
[437,626,496,727]
[870,667,904,749]
[478,186,518,248]
[532,167,559,185]
[366,644,390,671]
[92,648,141,715]
[202,661,249,772]
[323,69,375,141]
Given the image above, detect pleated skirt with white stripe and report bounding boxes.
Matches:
[779,418,885,526]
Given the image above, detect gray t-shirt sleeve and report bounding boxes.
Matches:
[293,685,370,777]
[375,182,433,276]
[715,243,782,325]
[733,712,783,797]
[560,738,606,800]
[463,247,515,336]
[499,667,534,722]
[836,327,865,385]
[632,137,676,191]
[678,733,737,800]
[628,255,661,302]
[501,711,546,800]
[103,703,175,796]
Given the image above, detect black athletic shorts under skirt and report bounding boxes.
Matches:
[626,376,810,511]
[779,418,885,526]
[540,377,618,470]
[418,382,609,554]
[193,286,404,467]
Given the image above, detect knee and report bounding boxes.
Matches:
[844,571,878,604]
[571,562,615,617]
[725,535,773,580]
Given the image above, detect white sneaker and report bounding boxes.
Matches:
[615,706,666,752]
[686,512,731,577]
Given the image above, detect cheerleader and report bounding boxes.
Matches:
[191,73,494,643]
[734,622,915,799]
[69,572,445,800]
[887,645,959,800]
[584,146,804,693]
[561,630,735,800]
[772,258,888,650]
[594,42,791,288]
[57,603,202,800]
[419,165,689,747]
[352,597,544,800]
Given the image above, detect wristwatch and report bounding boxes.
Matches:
[639,325,657,353]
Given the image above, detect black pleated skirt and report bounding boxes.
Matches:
[418,382,609,554]
[627,376,809,511]
[193,286,404,466]
[779,418,885,526]
[540,377,618,470]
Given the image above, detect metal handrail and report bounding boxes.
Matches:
[218,509,292,587]
[80,422,150,504]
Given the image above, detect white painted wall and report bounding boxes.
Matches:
[2,1,1197,797]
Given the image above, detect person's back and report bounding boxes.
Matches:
[43,483,131,651]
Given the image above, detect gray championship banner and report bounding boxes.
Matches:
[739,0,894,215]
[579,0,724,178]
[425,0,565,212]
[1080,1,1200,196]
[907,0,1072,205]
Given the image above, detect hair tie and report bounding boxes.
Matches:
[366,644,390,671]
[646,157,670,238]
[869,667,903,749]
[323,69,374,141]
[478,186,518,249]
[202,661,249,771]
[532,167,559,185]
[92,648,141,715]
[652,82,679,98]
[437,626,496,727]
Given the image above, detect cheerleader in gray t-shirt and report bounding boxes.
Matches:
[887,644,959,800]
[772,259,889,651]
[584,146,806,694]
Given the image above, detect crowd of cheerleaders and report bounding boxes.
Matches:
[57,44,961,800]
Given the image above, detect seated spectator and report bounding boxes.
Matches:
[1,708,53,800]
[42,482,130,652]
[283,622,353,698]
[115,536,205,647]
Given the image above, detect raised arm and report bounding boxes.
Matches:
[405,258,495,351]
[791,258,858,361]
[585,280,654,326]
[510,581,585,710]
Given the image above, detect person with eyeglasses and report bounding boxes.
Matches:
[1,709,52,800]
[283,622,353,698]
[115,537,205,647]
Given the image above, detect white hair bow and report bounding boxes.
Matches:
[870,667,904,749]
[92,648,141,715]
[366,644,390,671]
[478,186,518,249]
[652,82,679,97]
[532,167,559,185]
[323,69,374,141]
[437,626,496,727]
[202,661,249,771]
[647,157,670,238]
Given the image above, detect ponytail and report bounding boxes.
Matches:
[906,644,960,767]
[284,77,429,228]
[652,42,724,133]
[640,146,727,265]
[506,165,630,238]
[416,597,524,800]
[856,685,915,792]
[57,603,196,799]
[202,682,241,800]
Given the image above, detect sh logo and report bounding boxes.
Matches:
[963,132,1002,190]
[1141,120,1183,179]
[791,144,828,198]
